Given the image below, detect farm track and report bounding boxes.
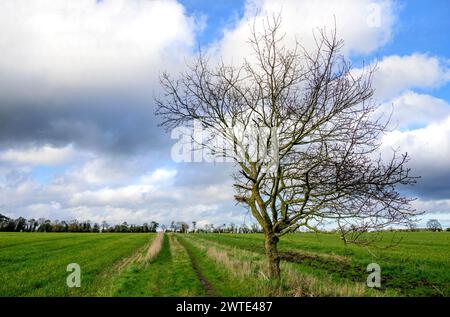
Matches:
[112,234,205,296]
[176,236,217,296]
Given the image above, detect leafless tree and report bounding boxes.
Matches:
[427,219,442,232]
[155,16,420,279]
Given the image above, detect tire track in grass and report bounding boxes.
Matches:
[112,233,167,296]
[94,234,155,296]
[168,235,206,296]
[177,235,217,297]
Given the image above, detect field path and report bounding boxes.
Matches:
[177,236,217,296]
[112,233,205,296]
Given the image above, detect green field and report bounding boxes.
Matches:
[0,232,448,297]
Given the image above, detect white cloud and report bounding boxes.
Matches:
[381,116,450,171]
[411,199,450,228]
[140,168,177,185]
[0,0,197,93]
[412,199,450,215]
[69,184,156,207]
[208,0,396,64]
[0,160,236,226]
[66,167,177,208]
[67,179,232,209]
[65,157,139,185]
[0,144,76,166]
[375,91,450,130]
[380,115,450,200]
[27,202,62,219]
[369,54,450,100]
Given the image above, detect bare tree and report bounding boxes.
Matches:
[427,219,442,232]
[155,16,420,279]
[101,220,109,232]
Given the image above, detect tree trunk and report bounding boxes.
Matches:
[264,233,281,280]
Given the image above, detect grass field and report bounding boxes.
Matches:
[0,231,448,297]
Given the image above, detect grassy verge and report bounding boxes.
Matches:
[192,232,449,296]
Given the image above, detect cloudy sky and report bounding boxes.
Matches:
[0,0,449,228]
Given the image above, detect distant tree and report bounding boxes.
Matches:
[427,219,442,232]
[0,214,160,234]
[92,223,100,233]
[28,218,38,232]
[83,220,92,232]
[101,221,109,232]
[36,219,52,232]
[60,220,68,232]
[149,221,159,232]
[240,224,251,234]
[407,222,418,232]
[120,222,129,232]
[37,218,46,231]
[179,222,189,233]
[192,221,197,233]
[15,217,27,232]
[0,214,14,232]
[4,220,16,232]
[67,220,75,232]
[209,224,215,233]
[251,223,262,234]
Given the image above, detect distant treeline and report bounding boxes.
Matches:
[0,213,159,233]
[0,214,264,234]
[1,213,447,234]
[164,221,264,234]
